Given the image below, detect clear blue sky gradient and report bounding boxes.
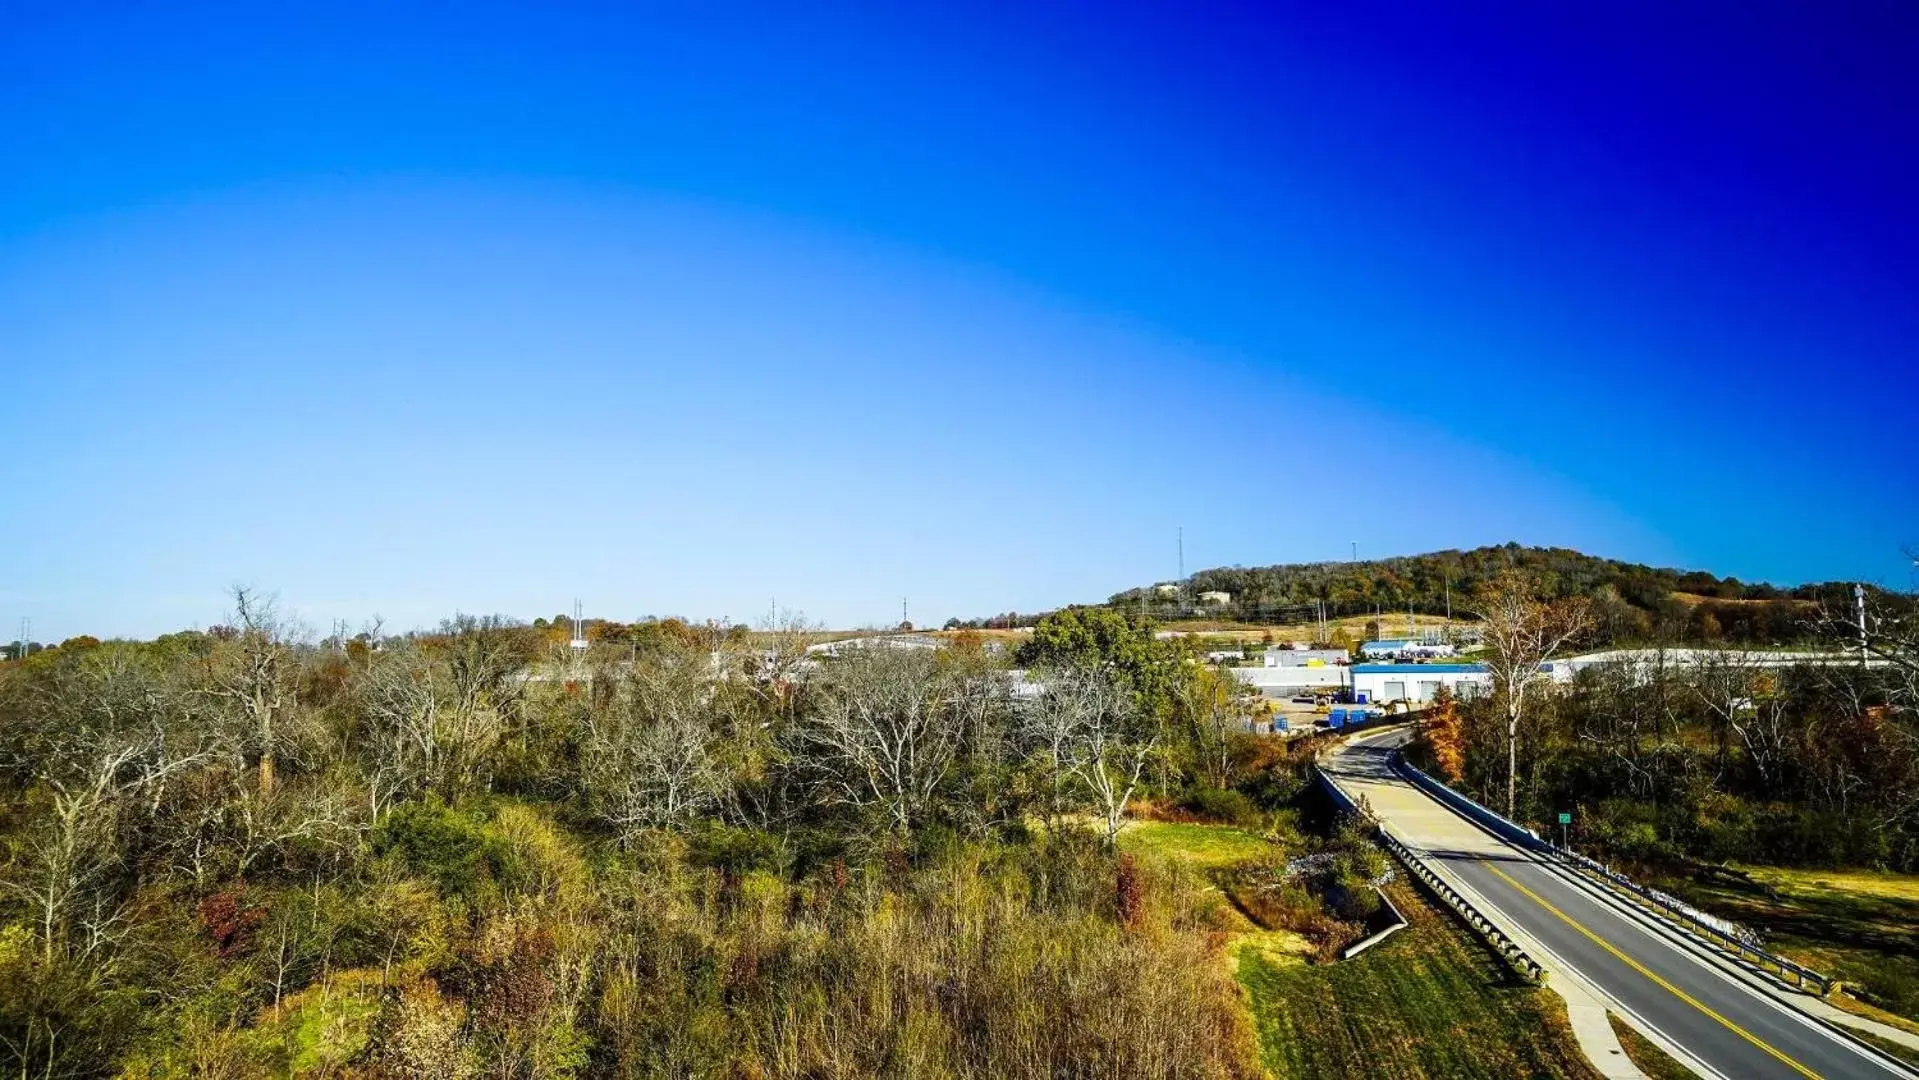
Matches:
[4,2,1915,638]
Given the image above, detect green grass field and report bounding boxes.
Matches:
[1656,864,1919,1028]
[1118,820,1281,869]
[1236,880,1599,1079]
[1122,817,1599,1079]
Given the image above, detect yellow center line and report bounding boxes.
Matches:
[1479,861,1822,1080]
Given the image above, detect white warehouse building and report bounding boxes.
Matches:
[1232,663,1350,699]
[1349,663,1487,704]
[1349,661,1578,704]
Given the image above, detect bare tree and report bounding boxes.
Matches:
[1060,669,1153,847]
[581,646,727,839]
[794,646,958,835]
[209,586,299,796]
[357,621,525,808]
[1023,669,1094,827]
[2,727,214,962]
[1569,657,1665,797]
[1473,571,1590,818]
[1688,647,1792,784]
[742,607,823,721]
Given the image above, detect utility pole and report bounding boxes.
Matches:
[1351,541,1357,562]
[1856,584,1868,667]
[902,596,909,628]
[1178,526,1185,583]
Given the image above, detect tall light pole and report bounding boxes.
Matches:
[1855,583,1868,667]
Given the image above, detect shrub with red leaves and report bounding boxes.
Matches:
[462,926,557,1031]
[197,888,263,958]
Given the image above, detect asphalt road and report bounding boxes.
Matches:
[1325,729,1916,1080]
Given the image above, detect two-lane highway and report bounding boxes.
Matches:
[1324,727,1916,1080]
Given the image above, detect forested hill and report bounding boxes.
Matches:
[1110,543,1873,643]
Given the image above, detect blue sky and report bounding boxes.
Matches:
[3,2,1915,638]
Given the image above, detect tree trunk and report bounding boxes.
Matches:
[1507,713,1518,819]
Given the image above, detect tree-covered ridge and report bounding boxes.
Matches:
[1111,543,1880,644]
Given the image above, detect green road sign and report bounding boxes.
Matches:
[1557,812,1572,825]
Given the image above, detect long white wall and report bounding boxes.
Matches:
[1232,665,1351,696]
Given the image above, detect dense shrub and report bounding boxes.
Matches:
[1177,786,1261,827]
[372,798,519,900]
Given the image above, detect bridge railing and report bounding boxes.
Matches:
[1389,751,1833,997]
[1546,840,1832,995]
[1313,758,1547,984]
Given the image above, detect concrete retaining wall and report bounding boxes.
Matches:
[1340,886,1409,959]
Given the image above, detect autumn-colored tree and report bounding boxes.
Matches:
[1424,687,1467,784]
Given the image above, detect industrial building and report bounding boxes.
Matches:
[1348,663,1486,704]
[1349,660,1581,704]
[1262,648,1349,667]
[1232,663,1350,699]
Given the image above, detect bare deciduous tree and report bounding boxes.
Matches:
[1473,571,1590,817]
[1060,670,1153,847]
[209,587,299,797]
[2,727,214,962]
[581,646,727,839]
[794,646,957,835]
[1688,647,1791,784]
[358,621,526,809]
[1023,669,1093,827]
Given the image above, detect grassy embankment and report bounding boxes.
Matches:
[1120,819,1600,1080]
[1607,1014,1700,1080]
[1653,864,1919,1031]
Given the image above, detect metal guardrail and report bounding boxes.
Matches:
[1388,751,1834,997]
[1313,760,1547,983]
[1376,825,1547,984]
[1547,843,1833,995]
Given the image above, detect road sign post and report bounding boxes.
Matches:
[1557,811,1572,850]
